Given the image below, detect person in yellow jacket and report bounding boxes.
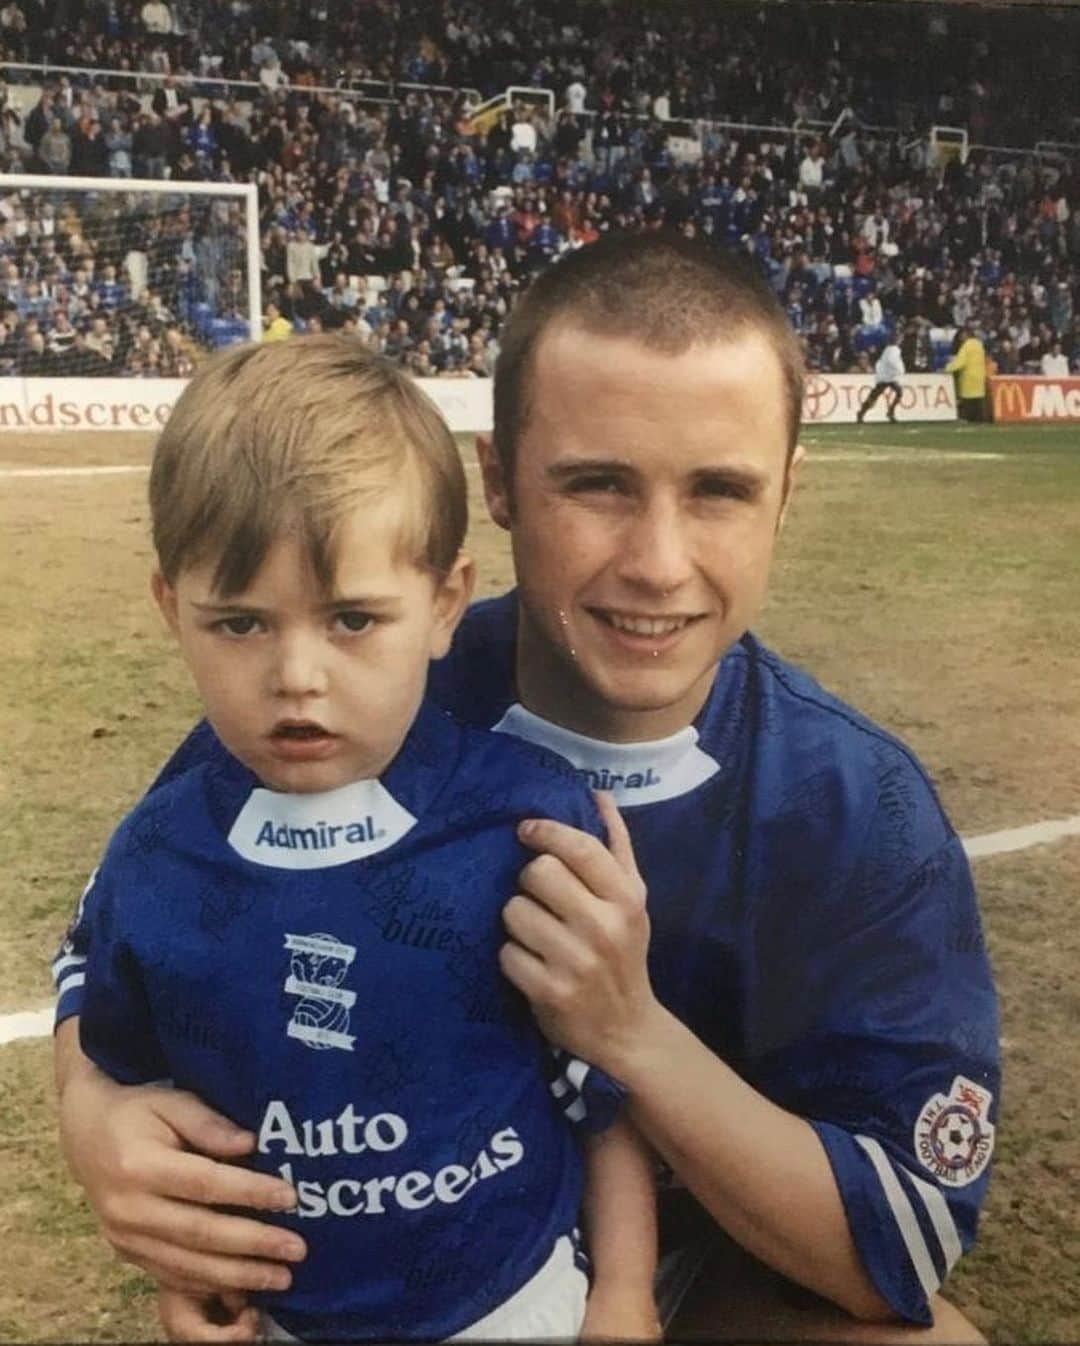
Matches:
[946,325,987,421]
[261,300,294,342]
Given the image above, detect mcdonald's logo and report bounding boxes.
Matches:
[991,379,1029,423]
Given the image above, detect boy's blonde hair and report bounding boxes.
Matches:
[150,334,467,596]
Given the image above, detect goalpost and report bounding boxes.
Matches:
[0,173,261,362]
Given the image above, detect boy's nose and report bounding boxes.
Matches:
[271,635,329,699]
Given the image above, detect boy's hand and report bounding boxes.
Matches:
[580,1284,662,1342]
[159,1287,258,1342]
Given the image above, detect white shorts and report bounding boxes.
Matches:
[261,1233,588,1343]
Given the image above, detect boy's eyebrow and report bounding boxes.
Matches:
[190,594,404,612]
[321,593,403,609]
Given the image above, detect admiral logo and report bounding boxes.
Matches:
[255,815,381,851]
[914,1075,995,1187]
[579,766,661,792]
[228,780,416,869]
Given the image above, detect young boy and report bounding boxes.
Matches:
[70,335,658,1342]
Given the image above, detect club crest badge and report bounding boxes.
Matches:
[914,1075,995,1187]
[284,933,357,1052]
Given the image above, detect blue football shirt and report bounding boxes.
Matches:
[72,698,614,1341]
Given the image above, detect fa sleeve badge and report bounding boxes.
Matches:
[914,1076,995,1187]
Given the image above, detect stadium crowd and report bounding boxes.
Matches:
[0,0,1077,380]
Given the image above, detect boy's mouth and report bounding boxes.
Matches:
[271,719,337,741]
[268,720,342,764]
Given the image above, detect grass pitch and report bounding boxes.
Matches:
[1,421,1078,1341]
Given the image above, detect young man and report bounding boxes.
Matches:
[62,335,658,1343]
[54,236,997,1340]
[856,336,905,423]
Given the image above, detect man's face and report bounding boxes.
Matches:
[479,325,801,742]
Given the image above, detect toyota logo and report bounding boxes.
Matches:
[802,375,837,421]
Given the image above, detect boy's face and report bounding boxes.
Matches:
[154,505,473,793]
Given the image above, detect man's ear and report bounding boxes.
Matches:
[429,551,476,661]
[778,443,805,534]
[151,569,180,635]
[475,433,512,530]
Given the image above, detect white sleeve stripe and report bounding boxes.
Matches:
[900,1162,964,1274]
[549,1077,570,1098]
[51,953,86,978]
[855,1135,941,1304]
[563,1097,587,1123]
[56,971,86,997]
[565,1057,589,1091]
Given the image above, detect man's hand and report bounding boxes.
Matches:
[57,1023,305,1295]
[500,792,656,1074]
[158,1288,258,1343]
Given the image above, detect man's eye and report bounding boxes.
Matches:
[216,615,260,636]
[696,478,750,501]
[568,475,624,495]
[335,611,372,634]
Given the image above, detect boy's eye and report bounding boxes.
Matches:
[334,610,372,634]
[216,615,261,637]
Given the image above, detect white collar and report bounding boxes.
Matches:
[491,703,720,807]
[227,776,416,870]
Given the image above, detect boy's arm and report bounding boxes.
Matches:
[580,1116,660,1342]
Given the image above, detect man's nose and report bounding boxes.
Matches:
[616,497,695,595]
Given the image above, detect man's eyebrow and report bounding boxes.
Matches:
[545,458,635,481]
[690,464,771,493]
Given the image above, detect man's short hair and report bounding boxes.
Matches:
[150,334,466,596]
[492,232,804,479]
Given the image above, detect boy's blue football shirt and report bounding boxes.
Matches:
[72,698,614,1341]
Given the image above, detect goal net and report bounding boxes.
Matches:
[0,173,260,376]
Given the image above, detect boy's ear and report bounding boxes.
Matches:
[151,570,180,634]
[475,433,512,530]
[429,551,476,661]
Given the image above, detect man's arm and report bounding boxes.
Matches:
[501,797,894,1322]
[55,1018,305,1295]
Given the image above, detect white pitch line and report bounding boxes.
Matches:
[812,451,1006,463]
[1,463,479,480]
[0,464,149,479]
[0,454,1006,481]
[963,814,1080,860]
[1,811,1076,1049]
[0,1005,54,1044]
